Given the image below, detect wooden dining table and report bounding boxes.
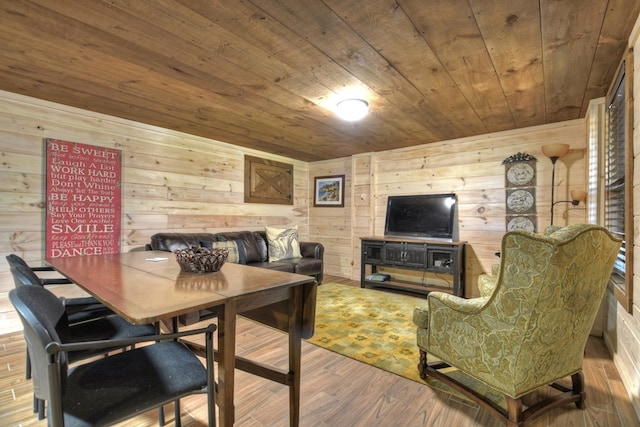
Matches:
[46,250,316,427]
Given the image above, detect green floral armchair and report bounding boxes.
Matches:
[413,224,621,426]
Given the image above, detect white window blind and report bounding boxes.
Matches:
[605,61,627,287]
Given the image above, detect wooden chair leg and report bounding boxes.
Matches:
[572,371,586,409]
[418,349,428,379]
[505,395,524,427]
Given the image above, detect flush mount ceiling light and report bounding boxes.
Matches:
[335,98,369,121]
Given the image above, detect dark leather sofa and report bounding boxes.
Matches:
[149,230,323,283]
[148,230,323,338]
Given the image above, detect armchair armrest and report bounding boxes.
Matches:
[429,292,489,313]
[414,294,489,329]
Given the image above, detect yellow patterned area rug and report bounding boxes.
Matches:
[306,283,426,383]
[306,283,506,408]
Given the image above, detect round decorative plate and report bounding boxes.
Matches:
[507,216,536,232]
[507,189,535,213]
[506,162,535,186]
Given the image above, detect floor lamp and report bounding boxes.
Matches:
[552,190,588,219]
[542,143,570,225]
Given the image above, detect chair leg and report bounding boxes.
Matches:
[158,406,165,426]
[175,399,181,427]
[572,371,586,409]
[418,349,427,379]
[505,395,524,427]
[37,398,45,420]
[26,349,31,379]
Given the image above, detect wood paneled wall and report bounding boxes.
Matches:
[0,90,309,295]
[604,14,640,418]
[311,120,588,296]
[0,90,588,300]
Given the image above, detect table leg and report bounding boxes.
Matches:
[288,285,303,427]
[218,301,237,427]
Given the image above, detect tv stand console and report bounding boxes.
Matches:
[360,237,466,297]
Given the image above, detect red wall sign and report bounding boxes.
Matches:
[45,138,122,258]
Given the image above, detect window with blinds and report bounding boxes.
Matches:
[586,102,602,225]
[605,51,633,313]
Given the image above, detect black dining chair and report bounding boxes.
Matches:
[10,263,158,419]
[10,285,216,427]
[6,254,72,285]
[9,263,114,323]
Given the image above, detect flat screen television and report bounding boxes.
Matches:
[384,193,458,240]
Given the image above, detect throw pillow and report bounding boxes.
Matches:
[265,226,301,262]
[199,240,246,264]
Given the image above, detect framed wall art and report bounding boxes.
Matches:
[314,175,345,207]
[45,138,122,258]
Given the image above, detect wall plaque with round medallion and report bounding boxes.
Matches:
[506,188,536,214]
[506,162,535,187]
[507,216,536,232]
[502,153,538,233]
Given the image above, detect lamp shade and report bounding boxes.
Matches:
[570,190,587,202]
[336,98,369,121]
[542,143,570,159]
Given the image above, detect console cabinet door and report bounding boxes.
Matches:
[383,242,427,267]
[383,242,406,265]
[427,247,456,271]
[404,243,427,267]
[362,241,384,264]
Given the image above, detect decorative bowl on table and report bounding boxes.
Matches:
[174,247,228,273]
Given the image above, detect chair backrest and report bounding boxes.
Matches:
[9,286,70,401]
[6,253,30,270]
[9,264,43,288]
[486,223,621,392]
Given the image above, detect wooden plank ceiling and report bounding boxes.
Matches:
[0,0,638,162]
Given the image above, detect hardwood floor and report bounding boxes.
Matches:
[1,275,638,426]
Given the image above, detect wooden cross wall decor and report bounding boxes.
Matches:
[244,155,293,205]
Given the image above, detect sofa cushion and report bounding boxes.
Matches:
[200,240,246,264]
[265,226,301,262]
[253,232,269,262]
[291,257,323,276]
[215,231,266,264]
[249,260,295,273]
[150,233,216,252]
